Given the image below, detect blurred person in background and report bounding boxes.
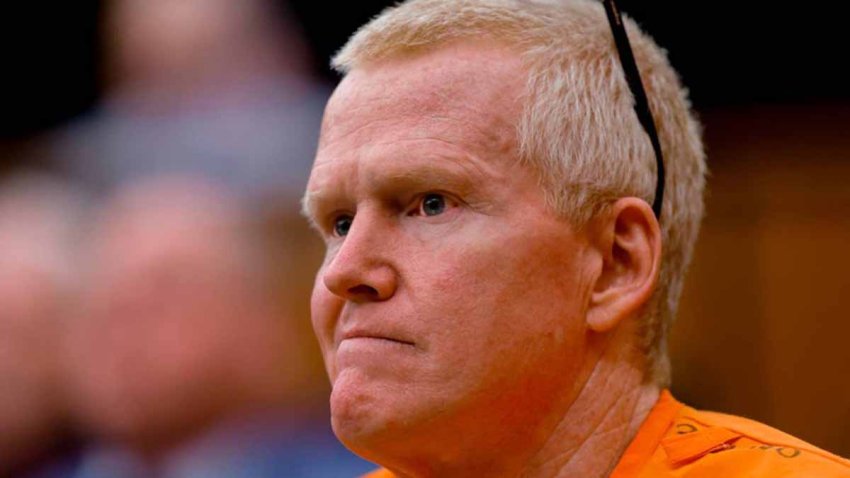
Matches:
[40,0,365,474]
[0,173,87,477]
[64,176,372,478]
[51,0,326,203]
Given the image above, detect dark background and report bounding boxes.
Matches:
[3,2,848,140]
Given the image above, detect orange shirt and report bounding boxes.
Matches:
[363,390,850,477]
[610,390,850,477]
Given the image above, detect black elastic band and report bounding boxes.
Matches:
[602,0,665,219]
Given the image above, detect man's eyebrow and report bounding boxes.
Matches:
[301,155,489,225]
[300,192,318,227]
[301,189,338,233]
[375,162,480,194]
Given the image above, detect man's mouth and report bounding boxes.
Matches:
[340,330,416,347]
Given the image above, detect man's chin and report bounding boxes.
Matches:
[328,369,416,457]
[330,371,384,435]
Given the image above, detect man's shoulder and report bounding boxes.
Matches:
[651,398,850,477]
[360,469,394,478]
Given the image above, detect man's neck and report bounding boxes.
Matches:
[520,362,660,478]
[382,328,661,478]
[510,324,661,478]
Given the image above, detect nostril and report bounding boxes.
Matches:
[348,284,379,297]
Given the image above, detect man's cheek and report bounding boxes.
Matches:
[310,288,339,365]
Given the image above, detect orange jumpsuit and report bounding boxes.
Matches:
[363,390,850,477]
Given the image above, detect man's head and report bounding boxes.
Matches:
[303,0,705,471]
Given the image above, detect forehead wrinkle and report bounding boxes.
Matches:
[305,139,498,224]
[361,154,484,201]
[306,120,517,220]
[320,108,517,183]
[366,136,501,187]
[321,47,522,156]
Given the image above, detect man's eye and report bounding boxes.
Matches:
[333,214,353,237]
[418,193,447,216]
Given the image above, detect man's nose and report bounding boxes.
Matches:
[322,212,397,303]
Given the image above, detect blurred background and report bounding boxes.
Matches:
[1,1,848,476]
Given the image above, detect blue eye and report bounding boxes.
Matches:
[333,215,353,237]
[420,194,446,216]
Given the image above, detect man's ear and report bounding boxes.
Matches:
[586,197,661,333]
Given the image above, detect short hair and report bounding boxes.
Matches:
[332,0,707,386]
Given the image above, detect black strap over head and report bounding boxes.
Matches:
[602,0,666,220]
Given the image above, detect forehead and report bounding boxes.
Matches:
[306,42,526,208]
[323,41,524,153]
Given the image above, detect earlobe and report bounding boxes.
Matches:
[586,198,661,333]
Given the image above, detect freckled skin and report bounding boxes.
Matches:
[305,43,599,476]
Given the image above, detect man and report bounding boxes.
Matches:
[301,0,850,476]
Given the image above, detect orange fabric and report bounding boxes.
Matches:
[610,390,850,477]
[361,470,395,478]
[363,390,850,477]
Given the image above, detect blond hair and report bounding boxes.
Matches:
[332,0,706,386]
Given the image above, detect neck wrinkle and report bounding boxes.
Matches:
[519,332,661,478]
[379,329,661,478]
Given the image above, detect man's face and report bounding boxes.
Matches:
[306,43,596,459]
